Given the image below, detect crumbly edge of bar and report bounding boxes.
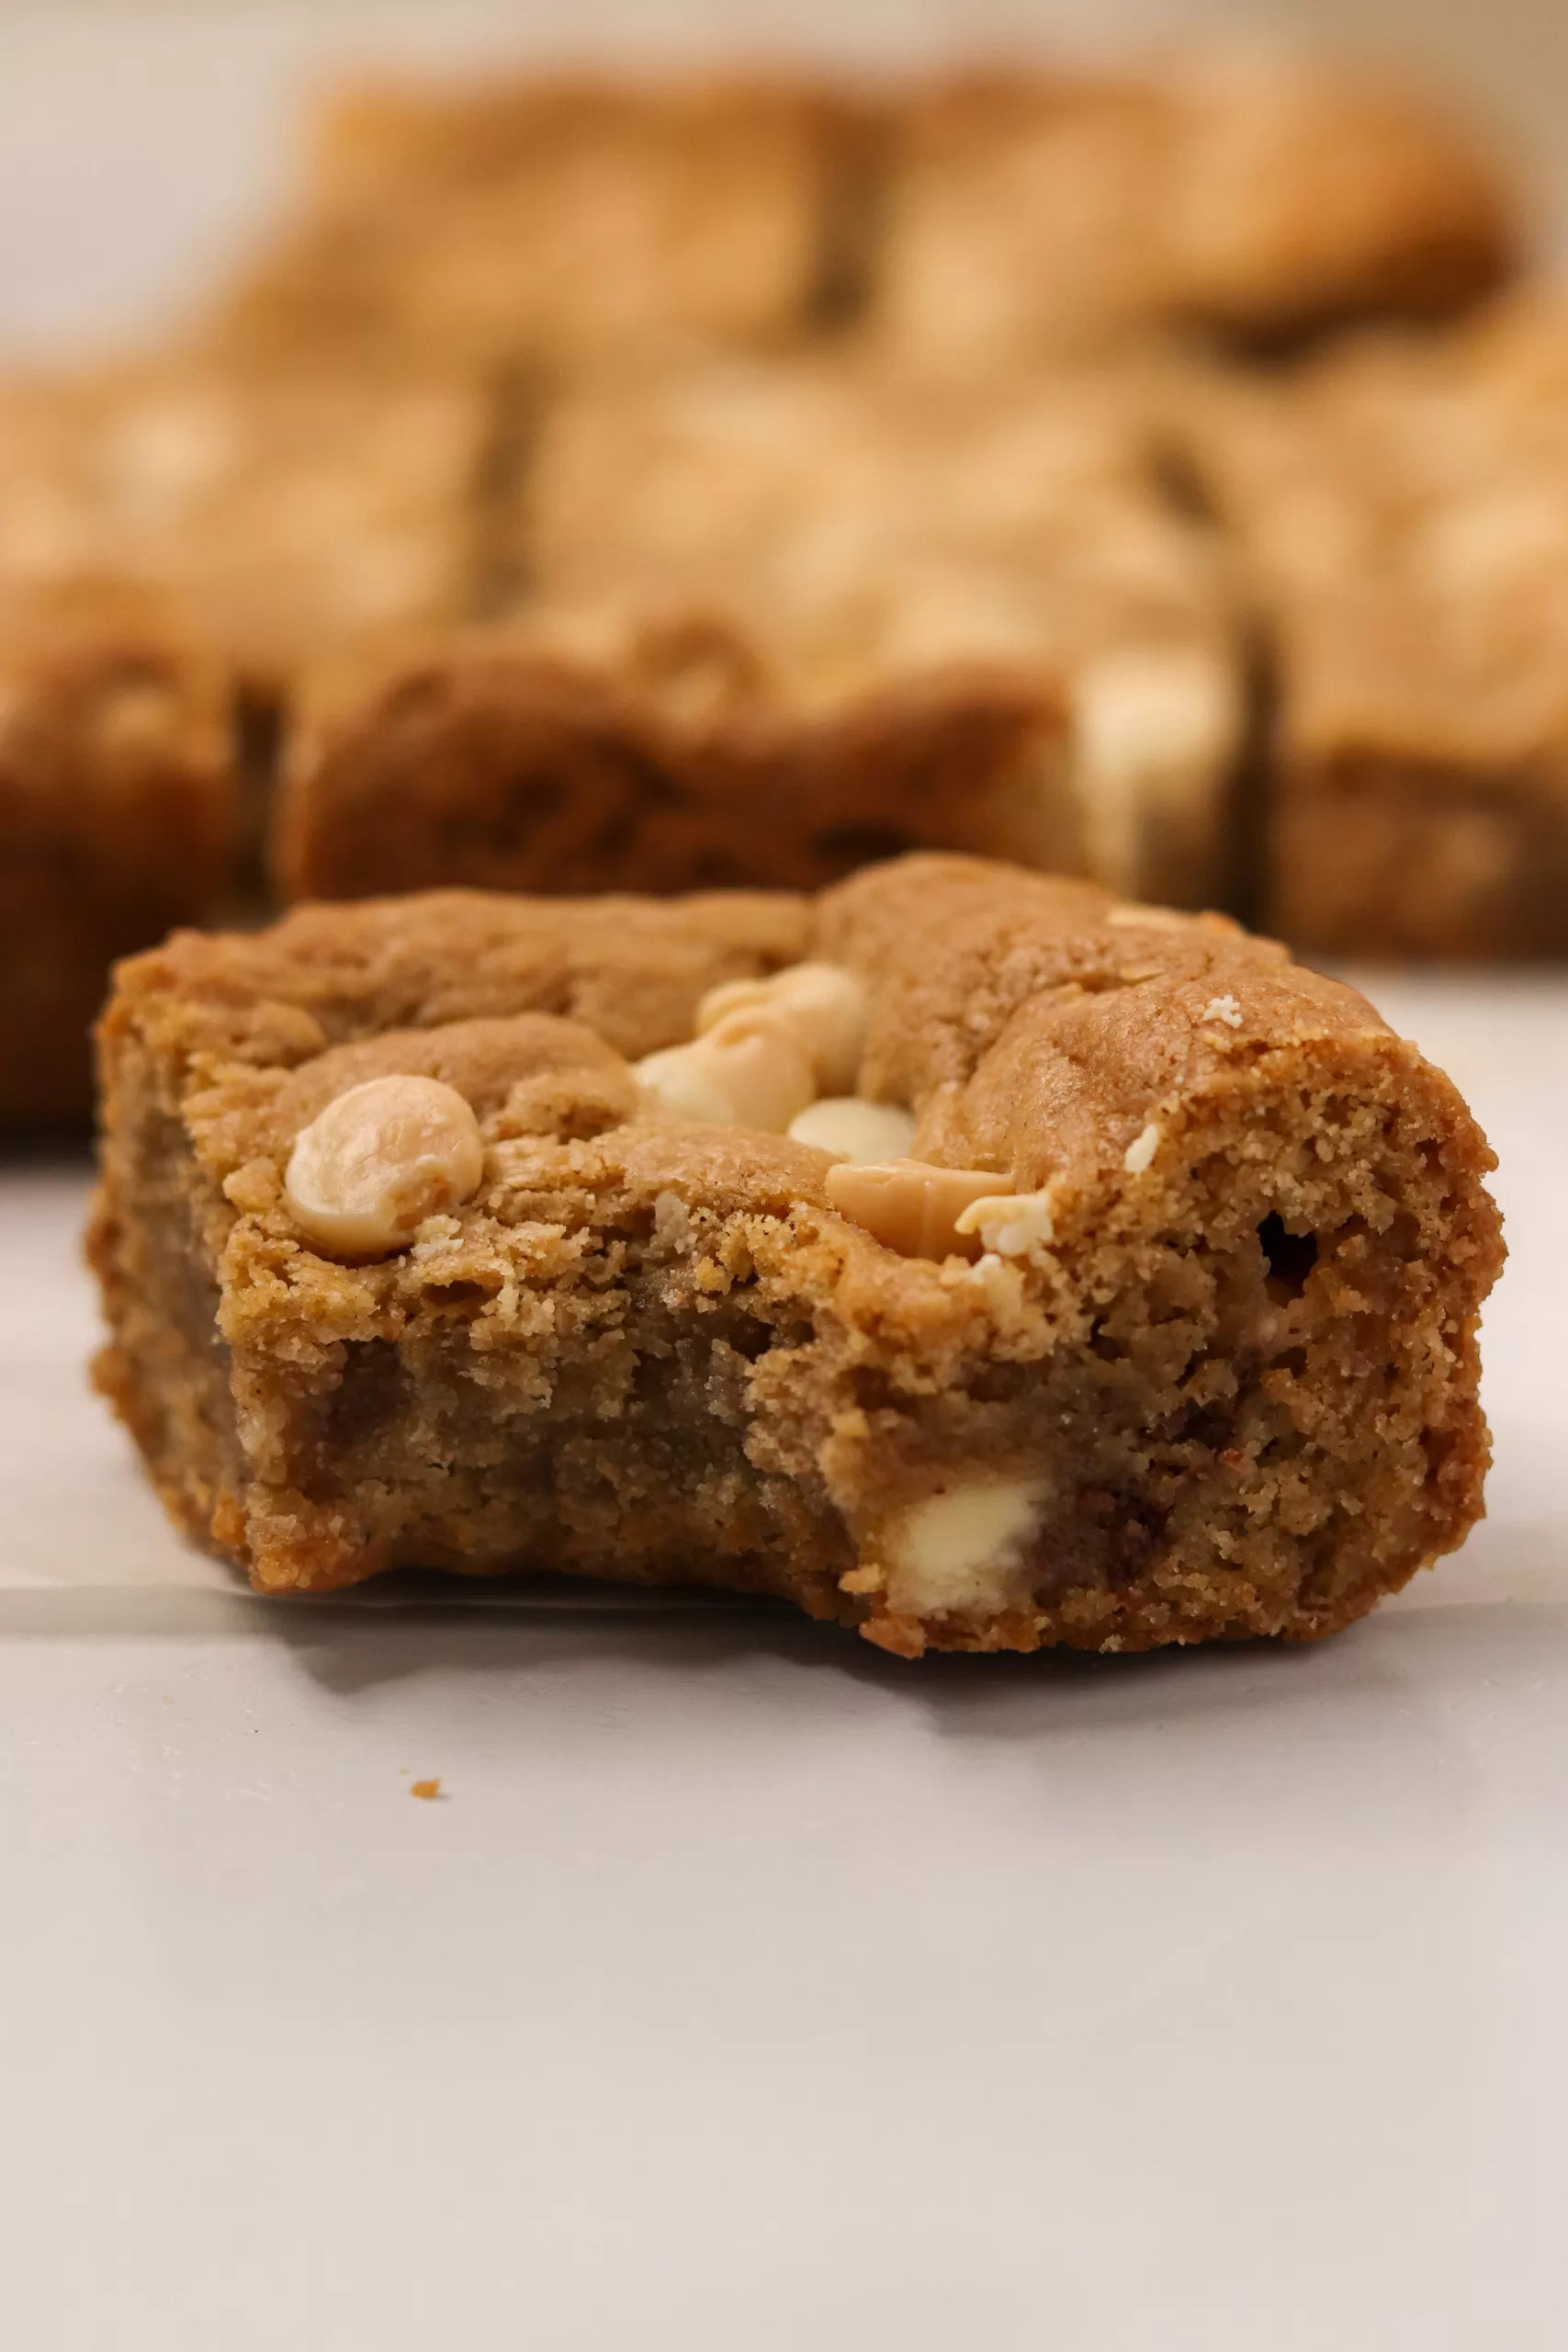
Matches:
[90,860,1503,1654]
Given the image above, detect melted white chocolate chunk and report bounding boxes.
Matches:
[696,960,867,1094]
[284,1075,485,1259]
[787,1097,917,1163]
[636,1005,815,1132]
[885,1478,1045,1619]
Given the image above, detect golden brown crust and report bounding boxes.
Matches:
[214,60,1514,379]
[1158,62,1515,340]
[0,351,489,688]
[0,581,236,1130]
[874,60,1515,372]
[93,855,1502,1656]
[521,356,1230,673]
[278,357,1243,910]
[107,884,811,1078]
[214,78,868,370]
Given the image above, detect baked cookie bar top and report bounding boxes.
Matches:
[217,78,865,369]
[0,351,490,690]
[220,60,1510,378]
[91,857,1501,1657]
[276,359,1244,912]
[1175,297,1568,956]
[875,61,1514,373]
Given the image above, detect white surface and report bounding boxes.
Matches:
[3,978,1568,2348]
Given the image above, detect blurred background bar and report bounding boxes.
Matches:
[0,0,1562,358]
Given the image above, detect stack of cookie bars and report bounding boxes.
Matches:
[1,52,1552,1133]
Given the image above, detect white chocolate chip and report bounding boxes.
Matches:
[1201,994,1243,1029]
[284,1074,485,1259]
[826,1159,1010,1261]
[696,974,776,1033]
[953,1185,1056,1260]
[1123,1121,1162,1174]
[787,1097,917,1164]
[696,961,868,1093]
[1070,647,1241,896]
[633,1044,741,1126]
[636,1006,815,1133]
[884,1478,1046,1620]
[681,1006,817,1130]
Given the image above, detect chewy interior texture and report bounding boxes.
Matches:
[90,857,1502,1657]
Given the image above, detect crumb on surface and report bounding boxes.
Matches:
[410,1777,443,1801]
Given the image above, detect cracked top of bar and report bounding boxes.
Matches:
[110,854,1452,1216]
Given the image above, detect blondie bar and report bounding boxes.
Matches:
[218,78,865,369]
[875,61,1513,373]
[276,359,1244,910]
[222,61,1510,379]
[1176,298,1568,956]
[0,582,235,1130]
[91,855,1500,1654]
